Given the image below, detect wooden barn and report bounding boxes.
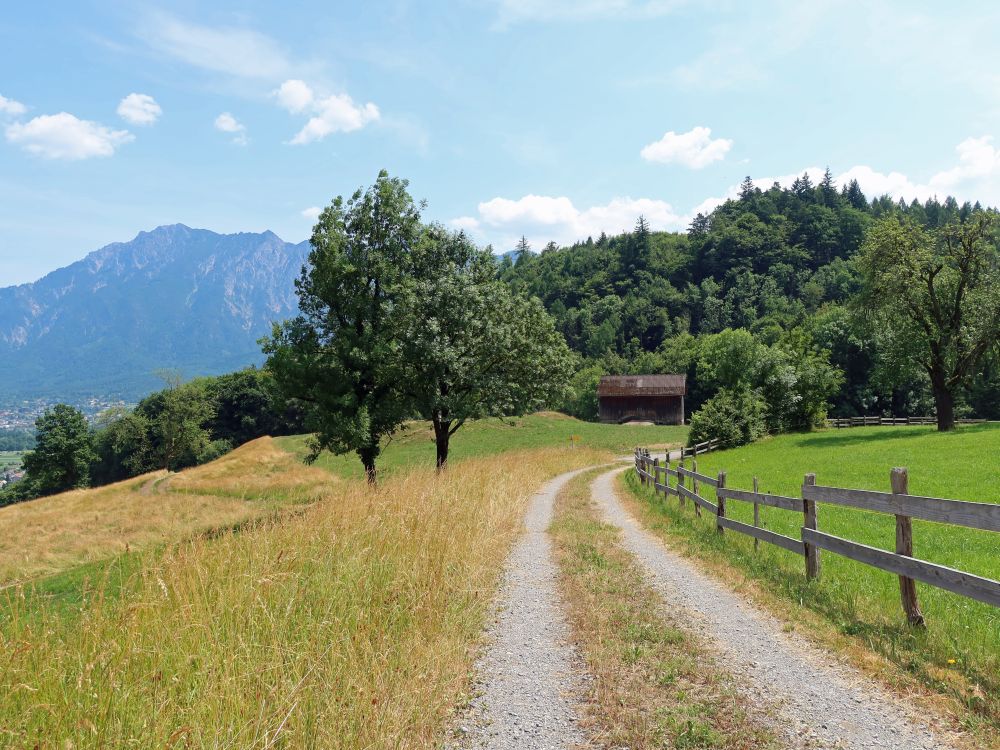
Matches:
[597,374,687,425]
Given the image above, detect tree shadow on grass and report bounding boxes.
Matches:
[795,423,997,449]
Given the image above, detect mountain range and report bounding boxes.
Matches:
[0,225,310,405]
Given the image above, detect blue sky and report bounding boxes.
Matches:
[3,1,1000,285]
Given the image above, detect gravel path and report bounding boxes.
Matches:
[592,466,966,750]
[454,467,594,750]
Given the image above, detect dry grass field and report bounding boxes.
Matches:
[1,440,613,747]
[0,437,335,585]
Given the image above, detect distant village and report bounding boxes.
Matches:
[1,396,132,490]
[0,396,131,430]
[0,466,25,490]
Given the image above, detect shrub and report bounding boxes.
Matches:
[688,387,767,448]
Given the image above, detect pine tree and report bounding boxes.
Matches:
[819,167,837,206]
[689,213,710,236]
[739,176,756,201]
[514,235,531,265]
[844,179,867,209]
[792,172,814,200]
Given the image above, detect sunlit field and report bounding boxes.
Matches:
[1,443,617,747]
[627,424,1000,730]
[0,413,689,747]
[0,438,335,586]
[278,412,688,479]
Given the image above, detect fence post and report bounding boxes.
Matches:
[752,476,760,551]
[892,467,924,627]
[803,473,820,580]
[692,458,702,517]
[678,460,686,508]
[715,471,727,534]
[653,457,660,496]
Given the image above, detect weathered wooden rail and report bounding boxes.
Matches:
[634,449,1000,622]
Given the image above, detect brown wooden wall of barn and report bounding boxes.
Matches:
[598,395,684,425]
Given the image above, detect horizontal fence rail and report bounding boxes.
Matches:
[634,448,1000,624]
[802,484,1000,533]
[802,529,1000,608]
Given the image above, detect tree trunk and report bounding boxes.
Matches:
[932,380,956,432]
[433,416,450,471]
[359,445,378,485]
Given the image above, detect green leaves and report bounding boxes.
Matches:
[21,404,95,496]
[857,212,1000,429]
[398,225,573,465]
[265,173,572,474]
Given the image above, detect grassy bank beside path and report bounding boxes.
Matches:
[626,424,1000,741]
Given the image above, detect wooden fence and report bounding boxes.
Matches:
[634,449,1000,623]
[825,416,990,428]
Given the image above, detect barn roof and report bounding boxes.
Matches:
[598,374,687,397]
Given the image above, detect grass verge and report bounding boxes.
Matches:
[621,467,998,747]
[550,468,779,749]
[1,446,607,748]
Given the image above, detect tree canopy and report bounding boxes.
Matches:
[858,212,1000,430]
[401,226,573,466]
[19,404,94,497]
[500,173,1000,435]
[265,172,573,479]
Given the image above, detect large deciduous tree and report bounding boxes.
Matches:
[858,212,1000,430]
[142,372,216,471]
[262,171,421,482]
[400,226,573,468]
[21,404,95,496]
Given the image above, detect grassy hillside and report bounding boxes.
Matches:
[1,414,683,587]
[0,413,687,745]
[627,424,1000,731]
[2,445,612,747]
[0,438,336,585]
[277,412,687,479]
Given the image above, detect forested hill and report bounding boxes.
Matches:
[499,172,1000,420]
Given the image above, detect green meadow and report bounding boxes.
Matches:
[277,412,687,479]
[0,450,24,472]
[627,424,1000,729]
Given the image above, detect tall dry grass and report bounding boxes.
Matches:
[0,438,338,585]
[2,446,606,748]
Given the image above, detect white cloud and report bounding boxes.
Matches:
[0,94,27,117]
[5,112,133,160]
[467,194,684,249]
[839,165,933,203]
[140,13,295,80]
[449,216,481,233]
[301,206,322,220]
[641,126,732,168]
[214,112,248,145]
[117,93,162,125]
[274,79,379,144]
[929,136,1000,192]
[274,79,314,113]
